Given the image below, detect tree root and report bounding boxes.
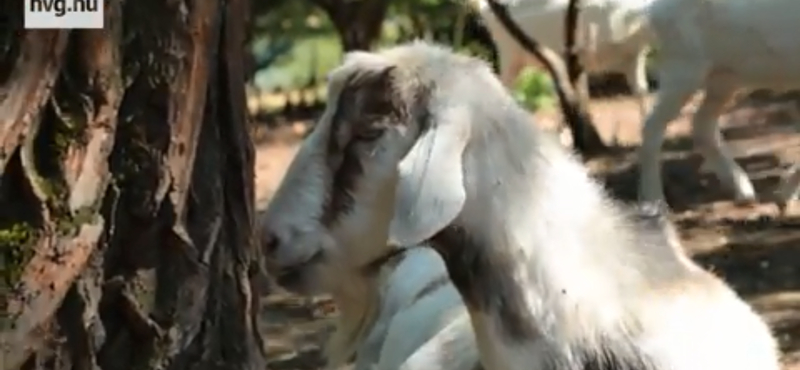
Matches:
[1,221,104,370]
[1,13,123,368]
[0,30,69,174]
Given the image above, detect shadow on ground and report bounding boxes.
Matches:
[692,216,800,360]
[598,95,800,212]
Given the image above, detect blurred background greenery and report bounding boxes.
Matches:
[247,0,564,117]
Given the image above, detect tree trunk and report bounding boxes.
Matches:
[312,0,389,51]
[0,0,266,369]
[564,0,604,155]
[485,0,608,158]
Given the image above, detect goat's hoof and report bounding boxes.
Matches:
[775,199,799,216]
[732,193,758,207]
[637,200,670,217]
[765,191,796,216]
[776,201,788,216]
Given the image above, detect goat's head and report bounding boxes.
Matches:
[260,42,496,292]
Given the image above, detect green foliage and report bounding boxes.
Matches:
[248,0,498,92]
[384,0,459,44]
[0,222,36,287]
[249,0,331,88]
[254,34,342,91]
[512,67,555,111]
[250,0,342,91]
[252,0,331,39]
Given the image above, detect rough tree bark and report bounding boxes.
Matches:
[311,0,390,51]
[0,0,266,369]
[485,0,608,158]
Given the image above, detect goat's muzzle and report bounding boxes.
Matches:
[269,250,325,291]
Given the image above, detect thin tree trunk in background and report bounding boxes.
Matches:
[452,6,469,49]
[565,0,586,90]
[564,0,597,152]
[0,0,266,369]
[312,0,389,51]
[485,0,608,158]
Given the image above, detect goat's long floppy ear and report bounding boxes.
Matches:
[388,111,471,246]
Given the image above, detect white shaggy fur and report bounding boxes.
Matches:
[637,0,800,206]
[473,0,654,118]
[362,249,478,370]
[261,41,780,370]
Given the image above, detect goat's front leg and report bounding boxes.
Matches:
[499,48,526,88]
[773,163,800,213]
[638,61,703,207]
[691,83,756,204]
[624,48,651,122]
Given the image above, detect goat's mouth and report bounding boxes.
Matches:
[274,251,325,291]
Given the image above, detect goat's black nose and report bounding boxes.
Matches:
[261,231,280,254]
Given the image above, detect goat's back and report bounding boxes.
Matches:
[649,0,800,86]
[479,0,653,65]
[633,270,780,370]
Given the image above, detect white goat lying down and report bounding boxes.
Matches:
[474,0,654,118]
[637,0,800,207]
[262,229,479,370]
[260,41,781,370]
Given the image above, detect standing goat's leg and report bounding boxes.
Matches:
[499,49,525,88]
[638,62,703,208]
[773,163,800,213]
[691,84,756,204]
[624,49,651,122]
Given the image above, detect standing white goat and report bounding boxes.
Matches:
[260,41,781,370]
[637,0,800,207]
[473,0,654,118]
[261,221,479,370]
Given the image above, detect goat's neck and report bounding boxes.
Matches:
[325,272,382,366]
[435,126,653,340]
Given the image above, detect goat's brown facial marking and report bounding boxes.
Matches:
[320,65,412,228]
[260,47,433,295]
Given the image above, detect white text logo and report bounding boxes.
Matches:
[25,0,104,29]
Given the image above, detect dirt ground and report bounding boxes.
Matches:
[253,95,800,370]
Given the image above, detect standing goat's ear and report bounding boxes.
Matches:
[388,109,471,246]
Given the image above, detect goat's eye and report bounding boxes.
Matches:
[353,128,384,142]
